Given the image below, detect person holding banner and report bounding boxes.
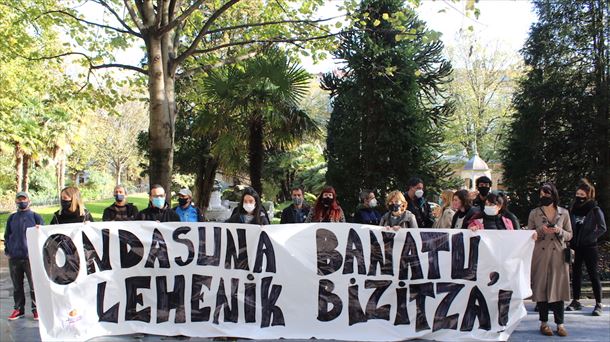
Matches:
[450,189,477,229]
[353,189,382,225]
[280,186,310,224]
[50,187,94,224]
[173,188,205,222]
[529,182,572,337]
[226,187,269,224]
[379,190,418,230]
[432,189,455,228]
[497,192,521,229]
[468,193,514,230]
[566,179,606,316]
[305,186,346,223]
[136,184,180,222]
[4,192,43,321]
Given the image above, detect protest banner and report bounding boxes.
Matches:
[27,222,534,341]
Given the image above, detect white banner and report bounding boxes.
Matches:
[27,222,534,341]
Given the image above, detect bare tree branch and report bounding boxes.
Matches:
[158,0,204,35]
[37,10,142,37]
[202,15,342,36]
[95,0,142,34]
[21,51,147,75]
[177,49,260,79]
[192,31,343,55]
[122,0,144,31]
[92,63,147,74]
[173,0,242,68]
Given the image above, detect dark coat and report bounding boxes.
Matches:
[102,203,139,221]
[50,208,93,224]
[451,207,478,229]
[570,201,607,248]
[280,204,310,224]
[137,204,180,222]
[226,211,269,225]
[353,206,382,225]
[407,198,434,228]
[4,210,44,258]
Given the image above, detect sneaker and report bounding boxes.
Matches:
[592,303,602,316]
[33,311,39,321]
[8,310,24,321]
[565,299,582,311]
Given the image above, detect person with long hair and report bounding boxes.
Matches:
[50,186,93,224]
[432,190,455,228]
[379,190,418,230]
[497,192,520,229]
[467,193,514,230]
[566,179,606,316]
[305,186,345,223]
[226,187,269,225]
[529,182,572,337]
[450,189,477,229]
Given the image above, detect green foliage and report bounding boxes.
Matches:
[323,0,454,213]
[503,0,610,223]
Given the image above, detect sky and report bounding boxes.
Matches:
[303,0,537,73]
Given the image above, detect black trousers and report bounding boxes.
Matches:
[538,301,564,324]
[572,245,602,303]
[9,257,36,312]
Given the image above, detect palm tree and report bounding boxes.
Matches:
[201,49,320,196]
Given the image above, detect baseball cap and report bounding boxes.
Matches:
[16,191,29,199]
[178,189,192,197]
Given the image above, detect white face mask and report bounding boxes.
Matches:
[415,189,424,198]
[369,198,377,208]
[484,205,498,216]
[243,203,256,214]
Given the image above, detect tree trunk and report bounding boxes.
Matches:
[201,158,219,210]
[115,163,123,186]
[248,118,264,196]
[146,35,175,200]
[22,154,30,192]
[14,143,23,193]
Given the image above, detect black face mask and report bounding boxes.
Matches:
[574,196,586,206]
[477,186,490,197]
[61,200,72,210]
[540,197,554,207]
[391,204,401,212]
[178,198,189,206]
[322,197,333,207]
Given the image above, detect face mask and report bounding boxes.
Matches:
[243,203,256,213]
[415,190,424,198]
[61,200,72,210]
[292,197,303,206]
[574,196,586,206]
[478,186,490,196]
[322,197,333,207]
[540,197,553,207]
[178,198,189,206]
[115,194,125,202]
[391,203,401,212]
[484,205,498,216]
[152,197,165,208]
[369,199,378,208]
[17,201,29,210]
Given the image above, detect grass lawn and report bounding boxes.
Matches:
[0,194,150,237]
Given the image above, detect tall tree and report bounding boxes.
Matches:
[443,32,522,161]
[323,0,454,213]
[503,0,609,222]
[18,0,339,198]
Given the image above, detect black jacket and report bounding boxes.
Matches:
[570,202,607,248]
[353,206,382,225]
[473,196,486,212]
[280,204,310,224]
[226,211,269,225]
[137,204,180,222]
[451,207,479,229]
[50,208,94,224]
[407,198,434,228]
[102,203,139,221]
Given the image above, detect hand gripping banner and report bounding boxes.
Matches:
[27,222,535,341]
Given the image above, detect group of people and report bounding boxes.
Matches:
[4,177,607,338]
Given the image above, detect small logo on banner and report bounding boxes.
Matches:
[66,309,82,324]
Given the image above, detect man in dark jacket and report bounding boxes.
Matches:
[353,189,382,225]
[137,184,180,222]
[4,192,43,320]
[102,185,139,221]
[472,176,492,212]
[405,177,435,228]
[280,187,310,224]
